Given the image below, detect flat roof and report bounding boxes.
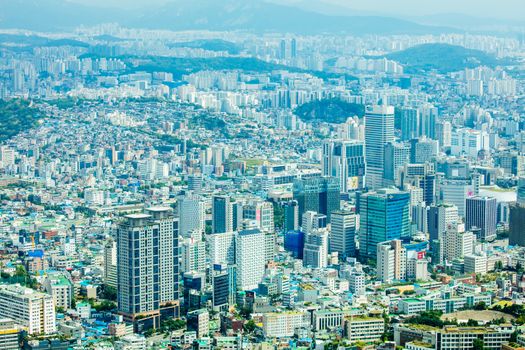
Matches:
[124,213,151,219]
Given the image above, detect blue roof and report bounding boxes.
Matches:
[238,228,261,236]
[28,249,44,258]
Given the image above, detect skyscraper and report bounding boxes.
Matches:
[212,195,233,234]
[465,196,497,241]
[303,229,329,269]
[211,264,230,311]
[365,105,395,189]
[301,211,327,234]
[322,140,366,192]
[330,210,356,258]
[291,38,297,58]
[117,208,179,331]
[418,103,438,139]
[145,207,180,319]
[427,203,459,241]
[293,177,340,223]
[235,229,265,291]
[509,203,525,246]
[104,239,117,289]
[178,194,206,237]
[384,142,411,187]
[359,188,410,260]
[410,137,439,164]
[283,200,300,232]
[117,214,161,331]
[395,107,419,141]
[243,200,275,233]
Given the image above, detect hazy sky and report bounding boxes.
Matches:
[69,0,525,20]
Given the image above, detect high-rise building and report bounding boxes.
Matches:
[178,194,206,238]
[212,195,233,234]
[435,120,452,148]
[377,240,406,283]
[427,203,459,241]
[236,229,265,291]
[359,188,410,260]
[322,140,366,192]
[365,105,395,189]
[384,142,411,187]
[410,137,439,164]
[243,200,275,233]
[284,231,305,259]
[117,209,180,331]
[208,231,235,265]
[509,203,525,246]
[146,207,180,318]
[117,214,160,330]
[330,210,356,258]
[442,223,475,262]
[301,211,327,234]
[0,284,56,335]
[440,179,474,217]
[303,229,329,269]
[517,177,525,206]
[180,230,206,274]
[418,103,438,139]
[465,196,497,241]
[188,174,203,193]
[291,38,297,58]
[293,177,340,223]
[211,264,230,311]
[104,240,117,289]
[395,107,419,141]
[283,200,300,232]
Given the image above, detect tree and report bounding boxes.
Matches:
[474,302,487,310]
[473,338,484,350]
[100,285,117,301]
[465,319,479,327]
[243,320,256,333]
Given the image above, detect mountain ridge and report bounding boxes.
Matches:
[0,0,458,35]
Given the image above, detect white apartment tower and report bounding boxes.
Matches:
[235,229,265,290]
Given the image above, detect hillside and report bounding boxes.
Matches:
[385,43,500,73]
[0,99,44,142]
[294,99,365,124]
[169,40,241,55]
[123,56,353,81]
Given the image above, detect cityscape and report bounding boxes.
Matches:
[2,0,525,349]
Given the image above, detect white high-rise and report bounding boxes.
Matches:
[180,230,206,273]
[330,210,356,258]
[377,240,406,284]
[208,231,235,265]
[365,105,394,190]
[178,194,206,237]
[303,229,329,269]
[235,229,265,290]
[442,223,476,262]
[104,240,117,289]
